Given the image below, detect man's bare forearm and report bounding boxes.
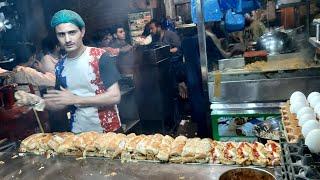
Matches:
[44,83,121,108]
[45,100,67,111]
[76,91,120,107]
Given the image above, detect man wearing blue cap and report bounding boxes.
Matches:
[44,10,122,133]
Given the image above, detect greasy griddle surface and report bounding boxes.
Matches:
[0,152,273,180]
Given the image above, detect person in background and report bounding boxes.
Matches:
[34,36,66,132]
[141,22,151,38]
[109,25,134,74]
[135,22,152,46]
[180,21,245,138]
[242,11,266,43]
[149,19,185,96]
[181,35,209,138]
[149,19,181,55]
[33,36,61,74]
[44,9,122,133]
[109,25,133,55]
[163,16,176,32]
[206,22,245,70]
[205,22,234,70]
[96,29,113,48]
[7,43,57,88]
[100,25,132,57]
[149,19,185,129]
[249,10,266,42]
[212,21,227,39]
[19,44,41,68]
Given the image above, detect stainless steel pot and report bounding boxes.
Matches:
[256,30,297,55]
[219,167,275,180]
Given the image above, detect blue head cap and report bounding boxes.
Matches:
[50,9,85,29]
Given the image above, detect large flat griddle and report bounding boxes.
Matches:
[0,152,274,180]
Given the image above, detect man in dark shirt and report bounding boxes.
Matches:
[97,29,113,48]
[149,19,184,85]
[110,25,133,55]
[109,25,134,74]
[149,19,185,128]
[149,19,181,55]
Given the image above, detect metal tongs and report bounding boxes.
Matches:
[32,108,44,133]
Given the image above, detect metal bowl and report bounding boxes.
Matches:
[256,31,297,55]
[219,167,275,180]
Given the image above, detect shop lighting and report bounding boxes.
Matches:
[0,12,12,32]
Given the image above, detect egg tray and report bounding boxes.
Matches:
[279,136,320,180]
[281,103,303,144]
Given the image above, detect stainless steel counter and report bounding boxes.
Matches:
[0,152,274,180]
[208,67,320,103]
[209,52,320,103]
[210,102,284,115]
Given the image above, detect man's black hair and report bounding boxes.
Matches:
[149,19,164,29]
[204,22,215,30]
[111,24,125,35]
[41,34,59,54]
[94,28,112,41]
[244,17,253,28]
[142,22,151,37]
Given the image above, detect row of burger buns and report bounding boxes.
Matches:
[19,132,281,166]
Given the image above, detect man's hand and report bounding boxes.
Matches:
[230,43,245,56]
[44,100,67,111]
[178,82,188,99]
[43,87,80,106]
[170,47,178,53]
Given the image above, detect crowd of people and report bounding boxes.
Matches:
[2,8,268,137]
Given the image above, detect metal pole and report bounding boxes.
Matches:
[317,24,320,42]
[195,0,208,97]
[33,108,45,133]
[195,0,211,137]
[306,0,310,37]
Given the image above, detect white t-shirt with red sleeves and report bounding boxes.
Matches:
[55,47,121,133]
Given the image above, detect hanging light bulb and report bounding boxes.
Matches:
[0,12,12,32]
[0,21,4,30]
[0,2,9,8]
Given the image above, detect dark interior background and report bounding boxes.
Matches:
[0,0,164,68]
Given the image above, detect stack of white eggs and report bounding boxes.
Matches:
[290,91,320,153]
